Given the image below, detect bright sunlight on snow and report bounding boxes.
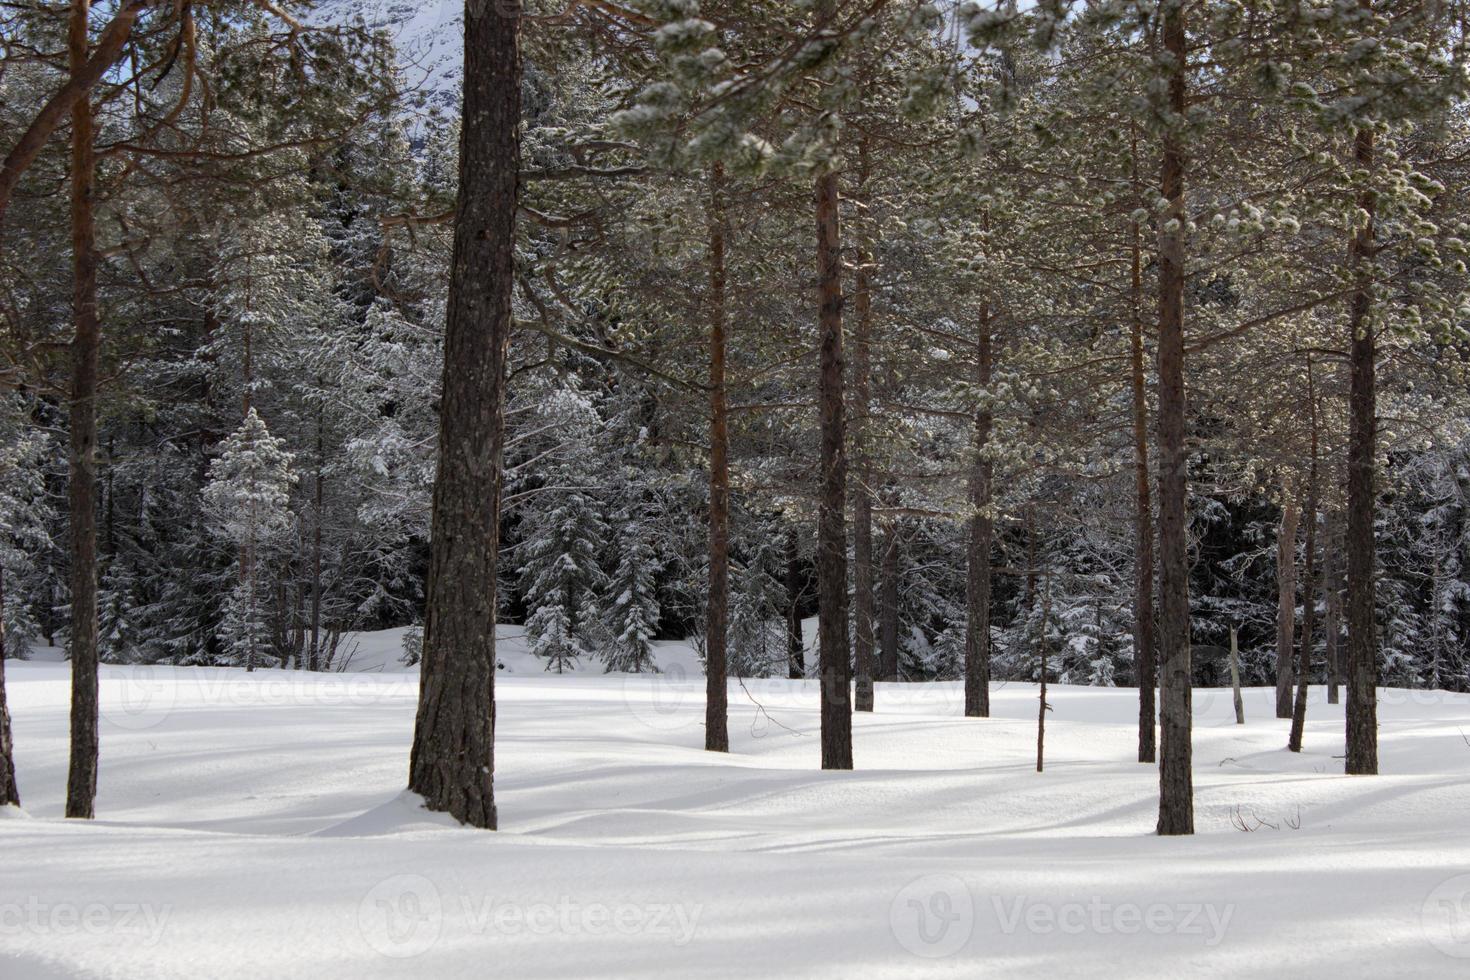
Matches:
[2,628,1469,978]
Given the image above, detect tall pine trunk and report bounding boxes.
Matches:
[1345,126,1379,775]
[705,164,730,752]
[879,514,900,682]
[1275,492,1300,718]
[1,568,19,807]
[815,158,851,769]
[852,244,876,713]
[1130,213,1156,762]
[1323,508,1343,705]
[1154,0,1193,836]
[785,526,804,679]
[964,304,993,718]
[1289,362,1321,752]
[65,0,101,821]
[406,0,520,828]
[308,405,324,673]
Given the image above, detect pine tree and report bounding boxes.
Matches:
[600,515,663,674]
[202,409,297,671]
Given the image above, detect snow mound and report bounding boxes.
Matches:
[313,790,467,838]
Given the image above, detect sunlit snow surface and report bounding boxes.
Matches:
[3,626,1470,978]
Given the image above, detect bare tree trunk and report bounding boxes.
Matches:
[1229,627,1244,725]
[1345,125,1379,776]
[705,163,730,752]
[1154,0,1193,836]
[785,526,804,679]
[815,156,851,769]
[65,0,102,821]
[1130,209,1157,762]
[1290,361,1321,751]
[1323,509,1343,705]
[308,404,324,672]
[406,0,520,829]
[1275,491,1300,719]
[964,304,993,718]
[852,242,876,713]
[879,513,900,682]
[1036,567,1051,773]
[242,535,256,672]
[0,567,19,806]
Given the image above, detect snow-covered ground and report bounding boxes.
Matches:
[3,628,1470,978]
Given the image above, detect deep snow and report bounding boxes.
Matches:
[2,627,1469,978]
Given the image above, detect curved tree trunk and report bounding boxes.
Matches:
[705,164,730,752]
[65,0,102,821]
[406,0,520,829]
[1154,0,1193,836]
[0,0,151,230]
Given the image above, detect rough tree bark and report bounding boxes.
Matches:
[1129,210,1157,763]
[1345,125,1379,776]
[879,514,900,682]
[1289,362,1321,752]
[1323,508,1343,705]
[964,303,993,718]
[785,526,804,679]
[1154,0,1193,836]
[851,238,876,712]
[1036,567,1052,773]
[1,568,19,806]
[405,0,520,829]
[65,0,102,821]
[1275,490,1300,719]
[1229,627,1245,725]
[308,403,324,672]
[705,163,730,752]
[814,156,852,769]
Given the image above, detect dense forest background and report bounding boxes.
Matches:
[2,0,1467,694]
